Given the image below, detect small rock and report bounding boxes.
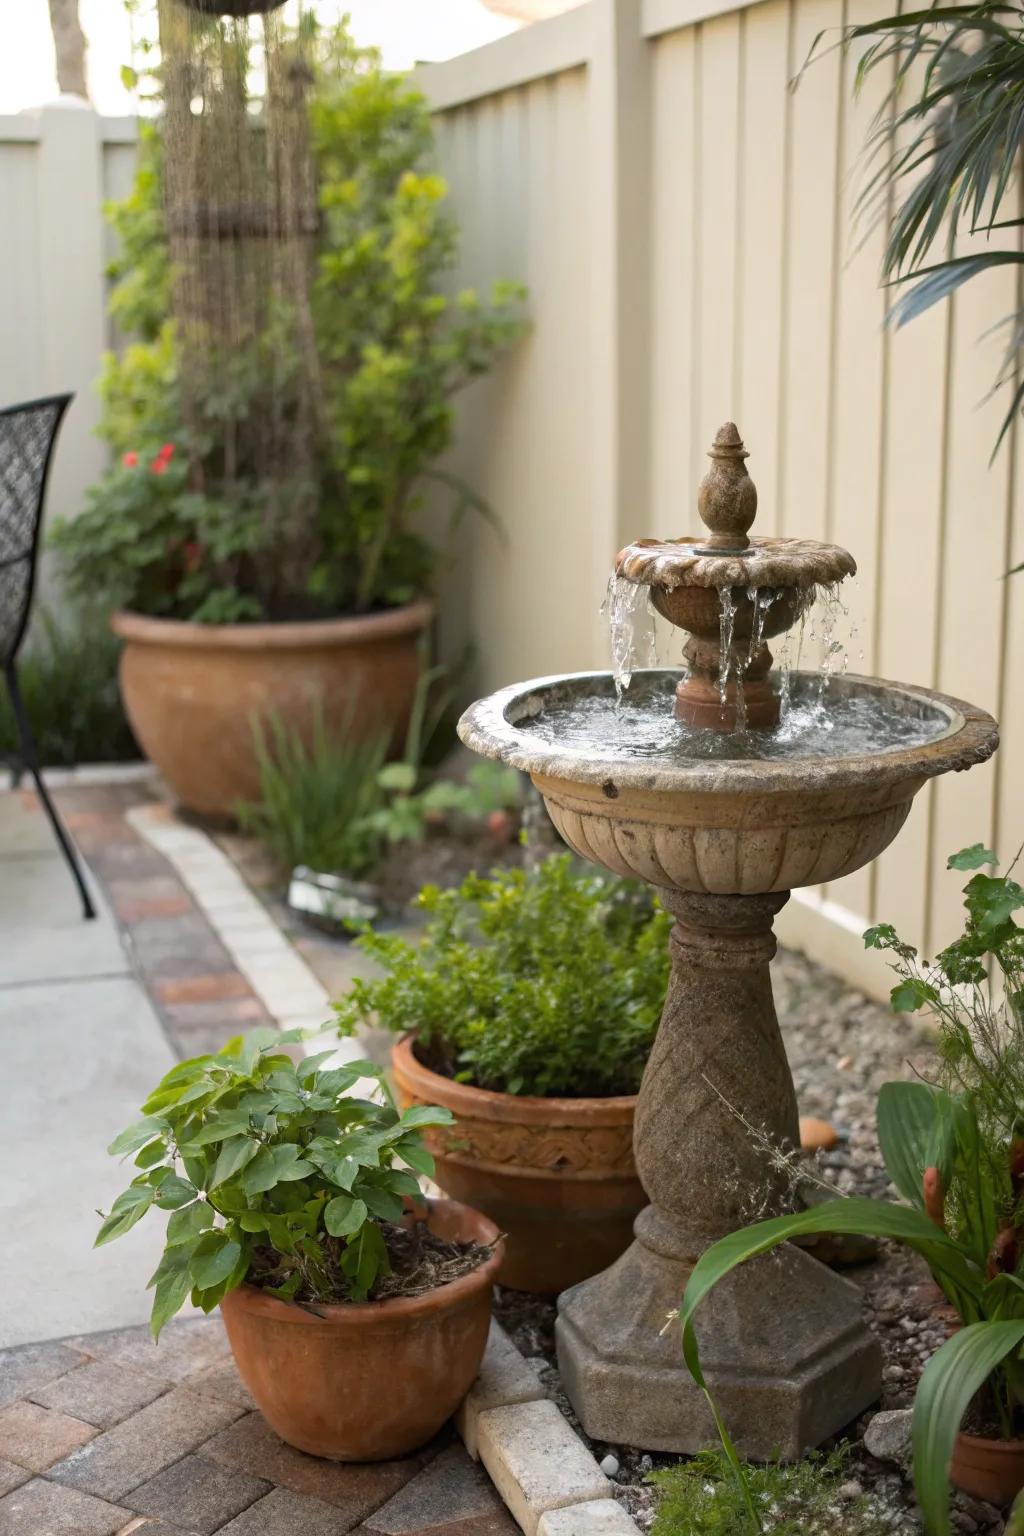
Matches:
[600,1454,620,1477]
[838,1480,863,1499]
[864,1408,914,1463]
[639,1455,653,1473]
[800,1116,841,1152]
[837,1054,854,1070]
[883,1364,905,1382]
[952,1514,979,1534]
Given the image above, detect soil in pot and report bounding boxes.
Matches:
[392,1034,644,1295]
[219,1198,503,1462]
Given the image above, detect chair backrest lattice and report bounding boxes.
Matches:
[0,395,72,668]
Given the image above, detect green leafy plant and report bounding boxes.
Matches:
[677,847,1024,1536]
[0,605,137,771]
[333,855,671,1097]
[650,1445,888,1535]
[97,1027,454,1337]
[52,27,526,622]
[362,761,522,849]
[235,708,391,878]
[818,1,1024,463]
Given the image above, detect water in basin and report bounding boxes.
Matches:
[510,671,950,765]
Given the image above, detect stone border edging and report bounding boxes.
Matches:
[125,804,366,1069]
[458,1322,641,1535]
[0,762,156,793]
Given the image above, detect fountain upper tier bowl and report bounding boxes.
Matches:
[458,669,998,896]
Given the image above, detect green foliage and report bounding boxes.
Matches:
[650,1446,888,1535]
[52,26,525,623]
[98,1027,452,1337]
[864,846,1024,1138]
[333,855,671,1097]
[820,2,1024,456]
[361,761,521,849]
[235,709,391,878]
[0,606,137,770]
[677,849,1024,1535]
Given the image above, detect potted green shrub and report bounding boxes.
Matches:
[98,1028,503,1460]
[52,21,524,818]
[676,846,1024,1533]
[334,854,672,1293]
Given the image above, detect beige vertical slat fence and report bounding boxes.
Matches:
[0,0,1019,999]
[416,0,1023,998]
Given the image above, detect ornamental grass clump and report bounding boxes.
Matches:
[677,847,1024,1536]
[97,1028,464,1338]
[333,854,671,1098]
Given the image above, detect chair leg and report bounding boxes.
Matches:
[5,660,96,921]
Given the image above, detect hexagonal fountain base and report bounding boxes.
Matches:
[556,1224,881,1457]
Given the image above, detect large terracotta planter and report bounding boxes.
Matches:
[219,1198,502,1461]
[392,1034,644,1294]
[111,600,433,817]
[950,1431,1024,1507]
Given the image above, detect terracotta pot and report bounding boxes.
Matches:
[950,1431,1024,1507]
[391,1034,644,1295]
[111,601,433,817]
[219,1198,502,1461]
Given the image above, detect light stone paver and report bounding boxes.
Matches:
[476,1400,610,1536]
[456,1322,547,1459]
[537,1498,641,1534]
[29,1359,171,1429]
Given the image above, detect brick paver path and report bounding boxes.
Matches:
[2,783,516,1535]
[0,1315,515,1534]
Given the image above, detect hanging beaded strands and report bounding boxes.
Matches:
[159,0,322,614]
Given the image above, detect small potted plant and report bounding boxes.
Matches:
[52,27,524,818]
[677,846,1024,1533]
[97,1028,503,1461]
[334,854,671,1293]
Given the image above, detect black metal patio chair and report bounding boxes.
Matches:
[1,393,96,920]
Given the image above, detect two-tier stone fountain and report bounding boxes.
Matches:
[458,423,999,1457]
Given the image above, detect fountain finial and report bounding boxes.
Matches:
[697,422,757,553]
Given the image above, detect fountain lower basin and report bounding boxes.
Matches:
[459,669,997,897]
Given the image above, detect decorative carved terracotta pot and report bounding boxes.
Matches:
[219,1198,502,1461]
[391,1033,644,1294]
[950,1431,1024,1508]
[111,601,433,818]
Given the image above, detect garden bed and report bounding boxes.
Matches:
[496,945,1007,1536]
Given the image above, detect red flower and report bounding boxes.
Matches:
[122,451,138,468]
[151,458,168,476]
[157,443,175,461]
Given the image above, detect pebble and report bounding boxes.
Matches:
[837,1480,863,1499]
[599,1454,620,1477]
[864,1408,914,1463]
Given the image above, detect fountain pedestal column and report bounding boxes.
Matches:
[555,889,881,1457]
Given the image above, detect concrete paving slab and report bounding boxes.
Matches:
[0,972,175,1347]
[0,792,62,858]
[0,855,126,985]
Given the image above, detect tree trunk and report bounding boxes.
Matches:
[48,0,89,99]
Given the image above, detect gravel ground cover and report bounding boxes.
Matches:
[497,944,1008,1536]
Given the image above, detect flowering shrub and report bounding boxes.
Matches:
[52,31,525,625]
[53,435,262,624]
